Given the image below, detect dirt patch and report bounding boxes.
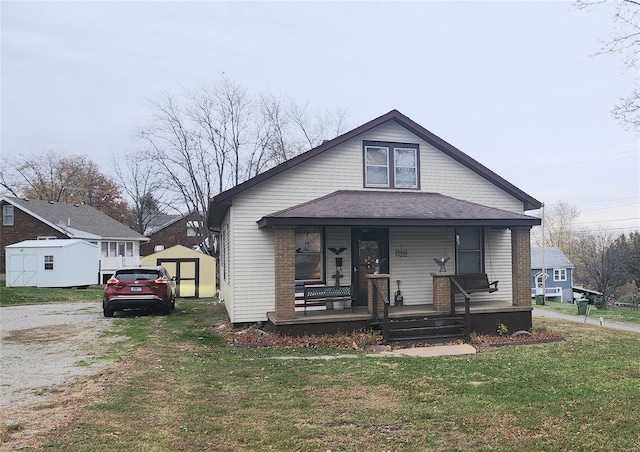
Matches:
[0,302,126,450]
[218,320,564,351]
[470,330,565,351]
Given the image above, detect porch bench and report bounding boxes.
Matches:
[303,285,353,315]
[453,273,498,294]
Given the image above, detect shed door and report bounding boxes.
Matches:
[8,254,38,286]
[157,258,199,298]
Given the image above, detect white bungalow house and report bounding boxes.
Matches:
[207,110,542,338]
[1,196,148,284]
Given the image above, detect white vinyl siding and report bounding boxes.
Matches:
[388,228,454,306]
[225,121,524,323]
[326,227,351,286]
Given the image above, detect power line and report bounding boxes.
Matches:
[581,202,640,212]
[573,196,639,205]
[505,149,638,176]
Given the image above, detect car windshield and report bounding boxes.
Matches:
[116,270,160,281]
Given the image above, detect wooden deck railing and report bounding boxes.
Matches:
[449,277,471,337]
[372,279,392,343]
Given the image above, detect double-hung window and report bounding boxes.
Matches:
[3,205,14,226]
[364,141,419,189]
[44,255,54,270]
[553,269,567,281]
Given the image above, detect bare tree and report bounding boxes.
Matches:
[138,77,350,255]
[532,202,580,253]
[245,92,349,179]
[577,0,640,131]
[570,229,631,307]
[4,150,130,223]
[113,150,168,234]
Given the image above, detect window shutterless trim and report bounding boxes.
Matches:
[363,140,420,189]
[3,205,14,226]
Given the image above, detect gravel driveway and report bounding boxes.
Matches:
[0,302,123,410]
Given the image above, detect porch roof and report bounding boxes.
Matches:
[257,191,542,228]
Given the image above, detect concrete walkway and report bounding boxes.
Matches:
[533,307,640,333]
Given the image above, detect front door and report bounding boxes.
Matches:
[351,228,389,306]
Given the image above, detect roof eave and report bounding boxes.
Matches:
[257,217,541,229]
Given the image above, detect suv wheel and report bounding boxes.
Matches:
[103,305,114,318]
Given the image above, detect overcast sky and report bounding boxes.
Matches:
[2,1,639,233]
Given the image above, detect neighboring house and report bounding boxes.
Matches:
[140,211,204,256]
[1,196,148,283]
[530,247,575,303]
[207,110,542,335]
[6,239,98,287]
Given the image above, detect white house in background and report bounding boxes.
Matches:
[6,239,98,287]
[0,196,148,283]
[530,246,575,303]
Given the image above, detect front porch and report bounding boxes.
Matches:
[267,300,533,338]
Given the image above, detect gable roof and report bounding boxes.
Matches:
[6,239,98,249]
[207,109,542,228]
[2,196,148,241]
[145,211,201,235]
[531,247,574,269]
[145,213,182,235]
[258,191,541,228]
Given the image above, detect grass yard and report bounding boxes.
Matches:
[536,299,640,326]
[0,282,104,306]
[11,301,639,451]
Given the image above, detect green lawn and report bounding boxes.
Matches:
[13,301,640,451]
[0,282,103,306]
[536,299,640,325]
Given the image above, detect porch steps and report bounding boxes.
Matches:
[376,315,467,344]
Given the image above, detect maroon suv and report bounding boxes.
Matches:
[103,266,176,317]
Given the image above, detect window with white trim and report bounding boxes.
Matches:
[364,141,419,189]
[101,241,134,257]
[44,255,54,270]
[187,220,202,237]
[3,205,14,226]
[553,268,567,281]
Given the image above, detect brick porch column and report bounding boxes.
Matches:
[511,226,532,307]
[367,274,389,318]
[432,272,454,311]
[274,227,295,320]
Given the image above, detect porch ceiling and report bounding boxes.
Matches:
[258,191,542,229]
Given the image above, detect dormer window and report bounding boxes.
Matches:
[364,141,419,189]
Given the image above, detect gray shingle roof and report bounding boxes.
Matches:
[531,247,574,269]
[258,191,541,228]
[4,197,147,240]
[208,109,543,229]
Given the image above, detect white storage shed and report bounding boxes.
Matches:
[5,239,98,287]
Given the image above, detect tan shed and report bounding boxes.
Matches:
[141,245,216,298]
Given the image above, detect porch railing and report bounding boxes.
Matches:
[531,287,562,297]
[372,280,392,343]
[100,256,141,272]
[450,277,471,337]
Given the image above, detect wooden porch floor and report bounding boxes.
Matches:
[268,301,532,326]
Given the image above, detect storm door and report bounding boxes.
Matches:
[351,228,389,306]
